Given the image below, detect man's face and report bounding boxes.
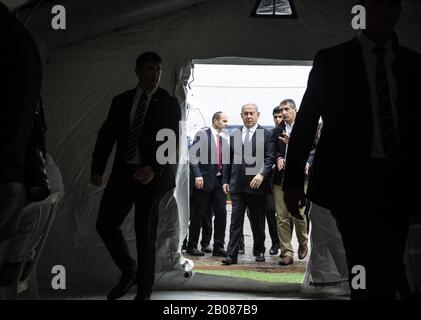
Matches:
[241,105,260,128]
[214,113,228,131]
[136,61,162,90]
[279,103,297,125]
[273,112,283,126]
[363,0,401,35]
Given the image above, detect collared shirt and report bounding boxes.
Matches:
[209,126,225,177]
[242,124,258,143]
[126,86,158,165]
[210,126,229,146]
[358,32,398,159]
[284,121,294,157]
[285,121,293,137]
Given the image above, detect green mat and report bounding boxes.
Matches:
[196,270,304,283]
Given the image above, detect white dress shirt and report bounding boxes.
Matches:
[210,126,229,146]
[284,121,294,157]
[242,124,258,143]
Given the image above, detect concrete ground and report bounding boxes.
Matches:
[35,204,317,300]
[185,203,310,273]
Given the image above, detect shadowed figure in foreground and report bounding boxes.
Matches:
[283,0,421,299]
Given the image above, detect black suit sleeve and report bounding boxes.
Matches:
[272,125,285,162]
[222,135,233,185]
[145,95,181,173]
[91,97,119,176]
[262,129,274,177]
[283,51,326,191]
[163,96,181,170]
[1,5,42,182]
[189,132,203,179]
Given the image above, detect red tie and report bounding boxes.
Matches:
[217,134,222,173]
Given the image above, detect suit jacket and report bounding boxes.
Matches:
[190,128,228,192]
[283,37,421,210]
[272,122,287,186]
[222,125,274,195]
[272,120,315,186]
[91,87,181,194]
[1,4,42,183]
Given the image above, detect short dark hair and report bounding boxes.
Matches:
[136,51,162,70]
[212,111,224,123]
[273,106,282,115]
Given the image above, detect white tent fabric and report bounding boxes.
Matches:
[27,0,421,291]
[302,203,349,296]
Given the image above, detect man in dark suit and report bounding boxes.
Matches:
[264,106,283,256]
[283,0,420,299]
[187,112,229,257]
[0,3,42,269]
[91,52,181,300]
[221,104,274,265]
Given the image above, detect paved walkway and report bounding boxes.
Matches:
[185,204,309,273]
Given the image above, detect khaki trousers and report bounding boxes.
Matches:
[273,184,308,258]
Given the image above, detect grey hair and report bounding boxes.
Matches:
[241,103,259,113]
[279,99,296,110]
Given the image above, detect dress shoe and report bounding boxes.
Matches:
[221,257,237,265]
[279,256,293,266]
[107,268,137,300]
[255,253,265,262]
[298,241,308,260]
[212,248,228,257]
[269,244,279,255]
[186,248,205,256]
[134,293,151,300]
[238,248,245,254]
[201,246,212,253]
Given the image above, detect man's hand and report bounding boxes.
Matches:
[250,173,264,189]
[277,157,286,171]
[305,162,310,176]
[283,189,306,220]
[223,183,231,196]
[90,174,103,187]
[279,131,290,144]
[195,177,204,189]
[133,166,155,185]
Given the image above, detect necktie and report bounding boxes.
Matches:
[373,45,401,172]
[244,128,251,144]
[124,92,148,161]
[217,134,222,173]
[244,128,252,161]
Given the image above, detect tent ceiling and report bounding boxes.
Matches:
[2,0,35,10]
[3,0,421,51]
[4,0,209,49]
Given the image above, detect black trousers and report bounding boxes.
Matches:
[188,177,227,250]
[265,191,279,246]
[96,164,160,296]
[332,160,412,300]
[227,193,266,259]
[200,206,213,248]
